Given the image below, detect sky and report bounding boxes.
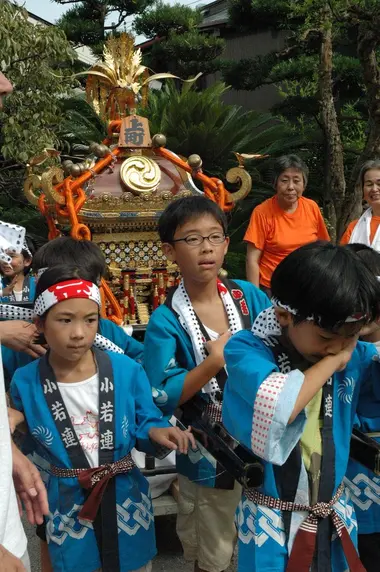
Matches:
[19,0,216,39]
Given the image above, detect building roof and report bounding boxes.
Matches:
[26,10,53,27]
[199,0,229,29]
[25,8,97,66]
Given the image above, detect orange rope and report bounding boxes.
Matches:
[101,279,123,325]
[107,120,122,139]
[52,179,123,325]
[37,194,60,240]
[154,147,231,211]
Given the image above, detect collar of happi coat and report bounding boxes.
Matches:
[171,278,242,397]
[252,306,282,339]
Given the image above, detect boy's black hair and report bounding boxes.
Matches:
[33,237,106,282]
[271,241,380,331]
[345,243,380,277]
[158,195,228,244]
[34,265,96,306]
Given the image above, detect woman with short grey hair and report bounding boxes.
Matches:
[341,159,380,250]
[245,154,330,295]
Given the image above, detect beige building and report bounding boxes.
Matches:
[26,9,97,66]
[199,0,286,111]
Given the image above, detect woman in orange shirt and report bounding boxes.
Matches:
[341,159,380,249]
[245,155,330,295]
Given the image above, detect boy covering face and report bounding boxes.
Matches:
[223,241,380,571]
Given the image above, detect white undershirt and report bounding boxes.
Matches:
[58,374,99,468]
[0,350,27,558]
[13,290,22,301]
[204,325,220,341]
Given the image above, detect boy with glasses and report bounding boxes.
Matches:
[144,196,270,572]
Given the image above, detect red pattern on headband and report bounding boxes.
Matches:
[34,279,101,316]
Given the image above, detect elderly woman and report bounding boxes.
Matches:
[341,159,380,249]
[245,154,330,294]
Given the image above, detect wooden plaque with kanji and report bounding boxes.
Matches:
[118,115,152,148]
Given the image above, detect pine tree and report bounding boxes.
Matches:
[223,0,380,239]
[133,2,225,77]
[53,0,153,55]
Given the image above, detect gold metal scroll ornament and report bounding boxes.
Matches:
[41,167,65,205]
[24,174,41,206]
[120,156,161,195]
[225,167,252,204]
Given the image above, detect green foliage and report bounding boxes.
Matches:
[54,0,153,55]
[222,0,380,235]
[0,1,77,162]
[133,2,225,77]
[140,81,299,178]
[57,5,104,53]
[222,53,279,91]
[0,1,79,237]
[228,0,293,31]
[0,188,48,242]
[56,95,108,158]
[134,2,202,37]
[139,80,312,277]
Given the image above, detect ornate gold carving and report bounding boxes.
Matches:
[225,167,252,204]
[80,190,174,216]
[92,231,159,243]
[41,167,65,205]
[24,174,42,206]
[120,156,161,194]
[176,190,193,199]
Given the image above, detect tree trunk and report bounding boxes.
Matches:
[319,3,346,243]
[340,23,380,235]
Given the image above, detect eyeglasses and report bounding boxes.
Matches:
[171,232,227,247]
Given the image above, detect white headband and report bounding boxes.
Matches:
[271,297,368,325]
[0,303,123,355]
[0,220,26,264]
[34,279,101,317]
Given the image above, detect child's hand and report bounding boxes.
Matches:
[8,407,25,434]
[149,426,196,455]
[205,330,231,369]
[2,276,18,297]
[333,338,358,372]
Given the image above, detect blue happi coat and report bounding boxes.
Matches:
[11,351,168,572]
[0,274,36,303]
[144,279,270,487]
[345,342,380,536]
[222,328,379,572]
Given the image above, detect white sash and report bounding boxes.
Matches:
[349,208,380,251]
[172,279,243,398]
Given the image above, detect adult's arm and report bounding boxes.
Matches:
[0,321,45,358]
[0,545,25,571]
[246,244,262,287]
[11,442,49,526]
[244,204,267,287]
